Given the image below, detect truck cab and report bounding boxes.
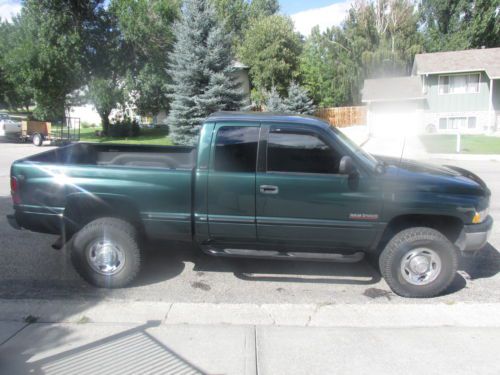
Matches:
[195,113,384,252]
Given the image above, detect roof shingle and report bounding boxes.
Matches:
[413,47,500,79]
[362,76,424,102]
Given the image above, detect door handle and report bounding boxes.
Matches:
[260,185,279,194]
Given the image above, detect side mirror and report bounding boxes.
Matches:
[339,155,356,175]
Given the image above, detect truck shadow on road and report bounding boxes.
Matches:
[459,243,500,280]
[142,240,382,286]
[139,239,500,295]
[427,242,500,296]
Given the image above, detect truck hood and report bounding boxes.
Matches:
[375,156,489,197]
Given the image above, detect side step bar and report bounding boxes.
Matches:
[202,247,364,263]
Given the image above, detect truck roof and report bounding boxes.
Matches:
[207,111,331,129]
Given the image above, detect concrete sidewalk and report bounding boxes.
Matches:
[1,321,499,375]
[1,300,500,374]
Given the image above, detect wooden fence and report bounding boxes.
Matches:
[315,106,366,128]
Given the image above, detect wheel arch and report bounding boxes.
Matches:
[376,214,464,253]
[63,193,144,238]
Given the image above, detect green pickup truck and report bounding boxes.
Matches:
[8,112,493,297]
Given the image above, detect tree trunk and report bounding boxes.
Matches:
[100,111,111,136]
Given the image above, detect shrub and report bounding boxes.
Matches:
[108,117,140,137]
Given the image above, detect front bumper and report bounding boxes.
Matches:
[455,215,493,251]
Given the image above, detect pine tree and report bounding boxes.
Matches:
[283,81,315,115]
[264,86,286,112]
[167,0,244,145]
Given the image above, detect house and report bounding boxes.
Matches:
[362,47,500,136]
[362,76,425,136]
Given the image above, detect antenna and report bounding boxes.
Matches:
[399,133,406,166]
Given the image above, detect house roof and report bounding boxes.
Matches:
[413,47,500,79]
[362,76,424,103]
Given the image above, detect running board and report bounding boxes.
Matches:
[202,247,364,263]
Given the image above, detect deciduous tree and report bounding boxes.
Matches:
[239,15,302,98]
[110,0,180,116]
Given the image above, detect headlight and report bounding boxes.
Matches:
[472,207,489,224]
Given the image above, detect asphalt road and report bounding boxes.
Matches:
[0,140,499,304]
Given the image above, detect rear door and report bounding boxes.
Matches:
[256,124,382,250]
[207,122,260,242]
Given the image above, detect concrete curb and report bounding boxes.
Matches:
[1,299,500,328]
[428,153,500,161]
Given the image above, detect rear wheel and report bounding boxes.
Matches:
[70,217,141,288]
[32,133,43,146]
[379,227,458,298]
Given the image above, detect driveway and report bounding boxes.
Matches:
[0,140,55,195]
[0,143,498,305]
[363,133,428,159]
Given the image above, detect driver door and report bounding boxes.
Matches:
[256,124,382,250]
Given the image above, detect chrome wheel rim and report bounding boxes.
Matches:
[400,248,441,286]
[86,240,125,276]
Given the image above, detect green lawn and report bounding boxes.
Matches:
[420,135,500,154]
[79,127,173,146]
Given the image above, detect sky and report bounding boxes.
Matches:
[0,0,351,36]
[0,0,21,22]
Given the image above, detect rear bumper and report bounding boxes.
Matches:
[7,209,62,235]
[455,216,493,251]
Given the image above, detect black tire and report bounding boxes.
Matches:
[33,133,43,146]
[379,227,458,298]
[70,217,141,288]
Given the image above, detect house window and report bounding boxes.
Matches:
[439,116,476,130]
[439,118,447,129]
[438,73,480,94]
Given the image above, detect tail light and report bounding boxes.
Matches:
[11,176,21,205]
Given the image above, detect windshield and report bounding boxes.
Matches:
[329,126,379,170]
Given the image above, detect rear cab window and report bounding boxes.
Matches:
[213,126,259,173]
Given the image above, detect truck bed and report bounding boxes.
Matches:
[12,142,196,241]
[25,143,196,170]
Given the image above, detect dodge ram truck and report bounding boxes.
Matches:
[7,112,493,298]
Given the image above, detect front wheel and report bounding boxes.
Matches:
[70,217,141,288]
[379,227,458,298]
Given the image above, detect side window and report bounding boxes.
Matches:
[214,126,259,173]
[267,128,342,174]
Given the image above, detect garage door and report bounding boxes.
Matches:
[368,102,422,137]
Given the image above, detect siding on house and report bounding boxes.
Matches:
[493,79,500,111]
[424,73,491,112]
